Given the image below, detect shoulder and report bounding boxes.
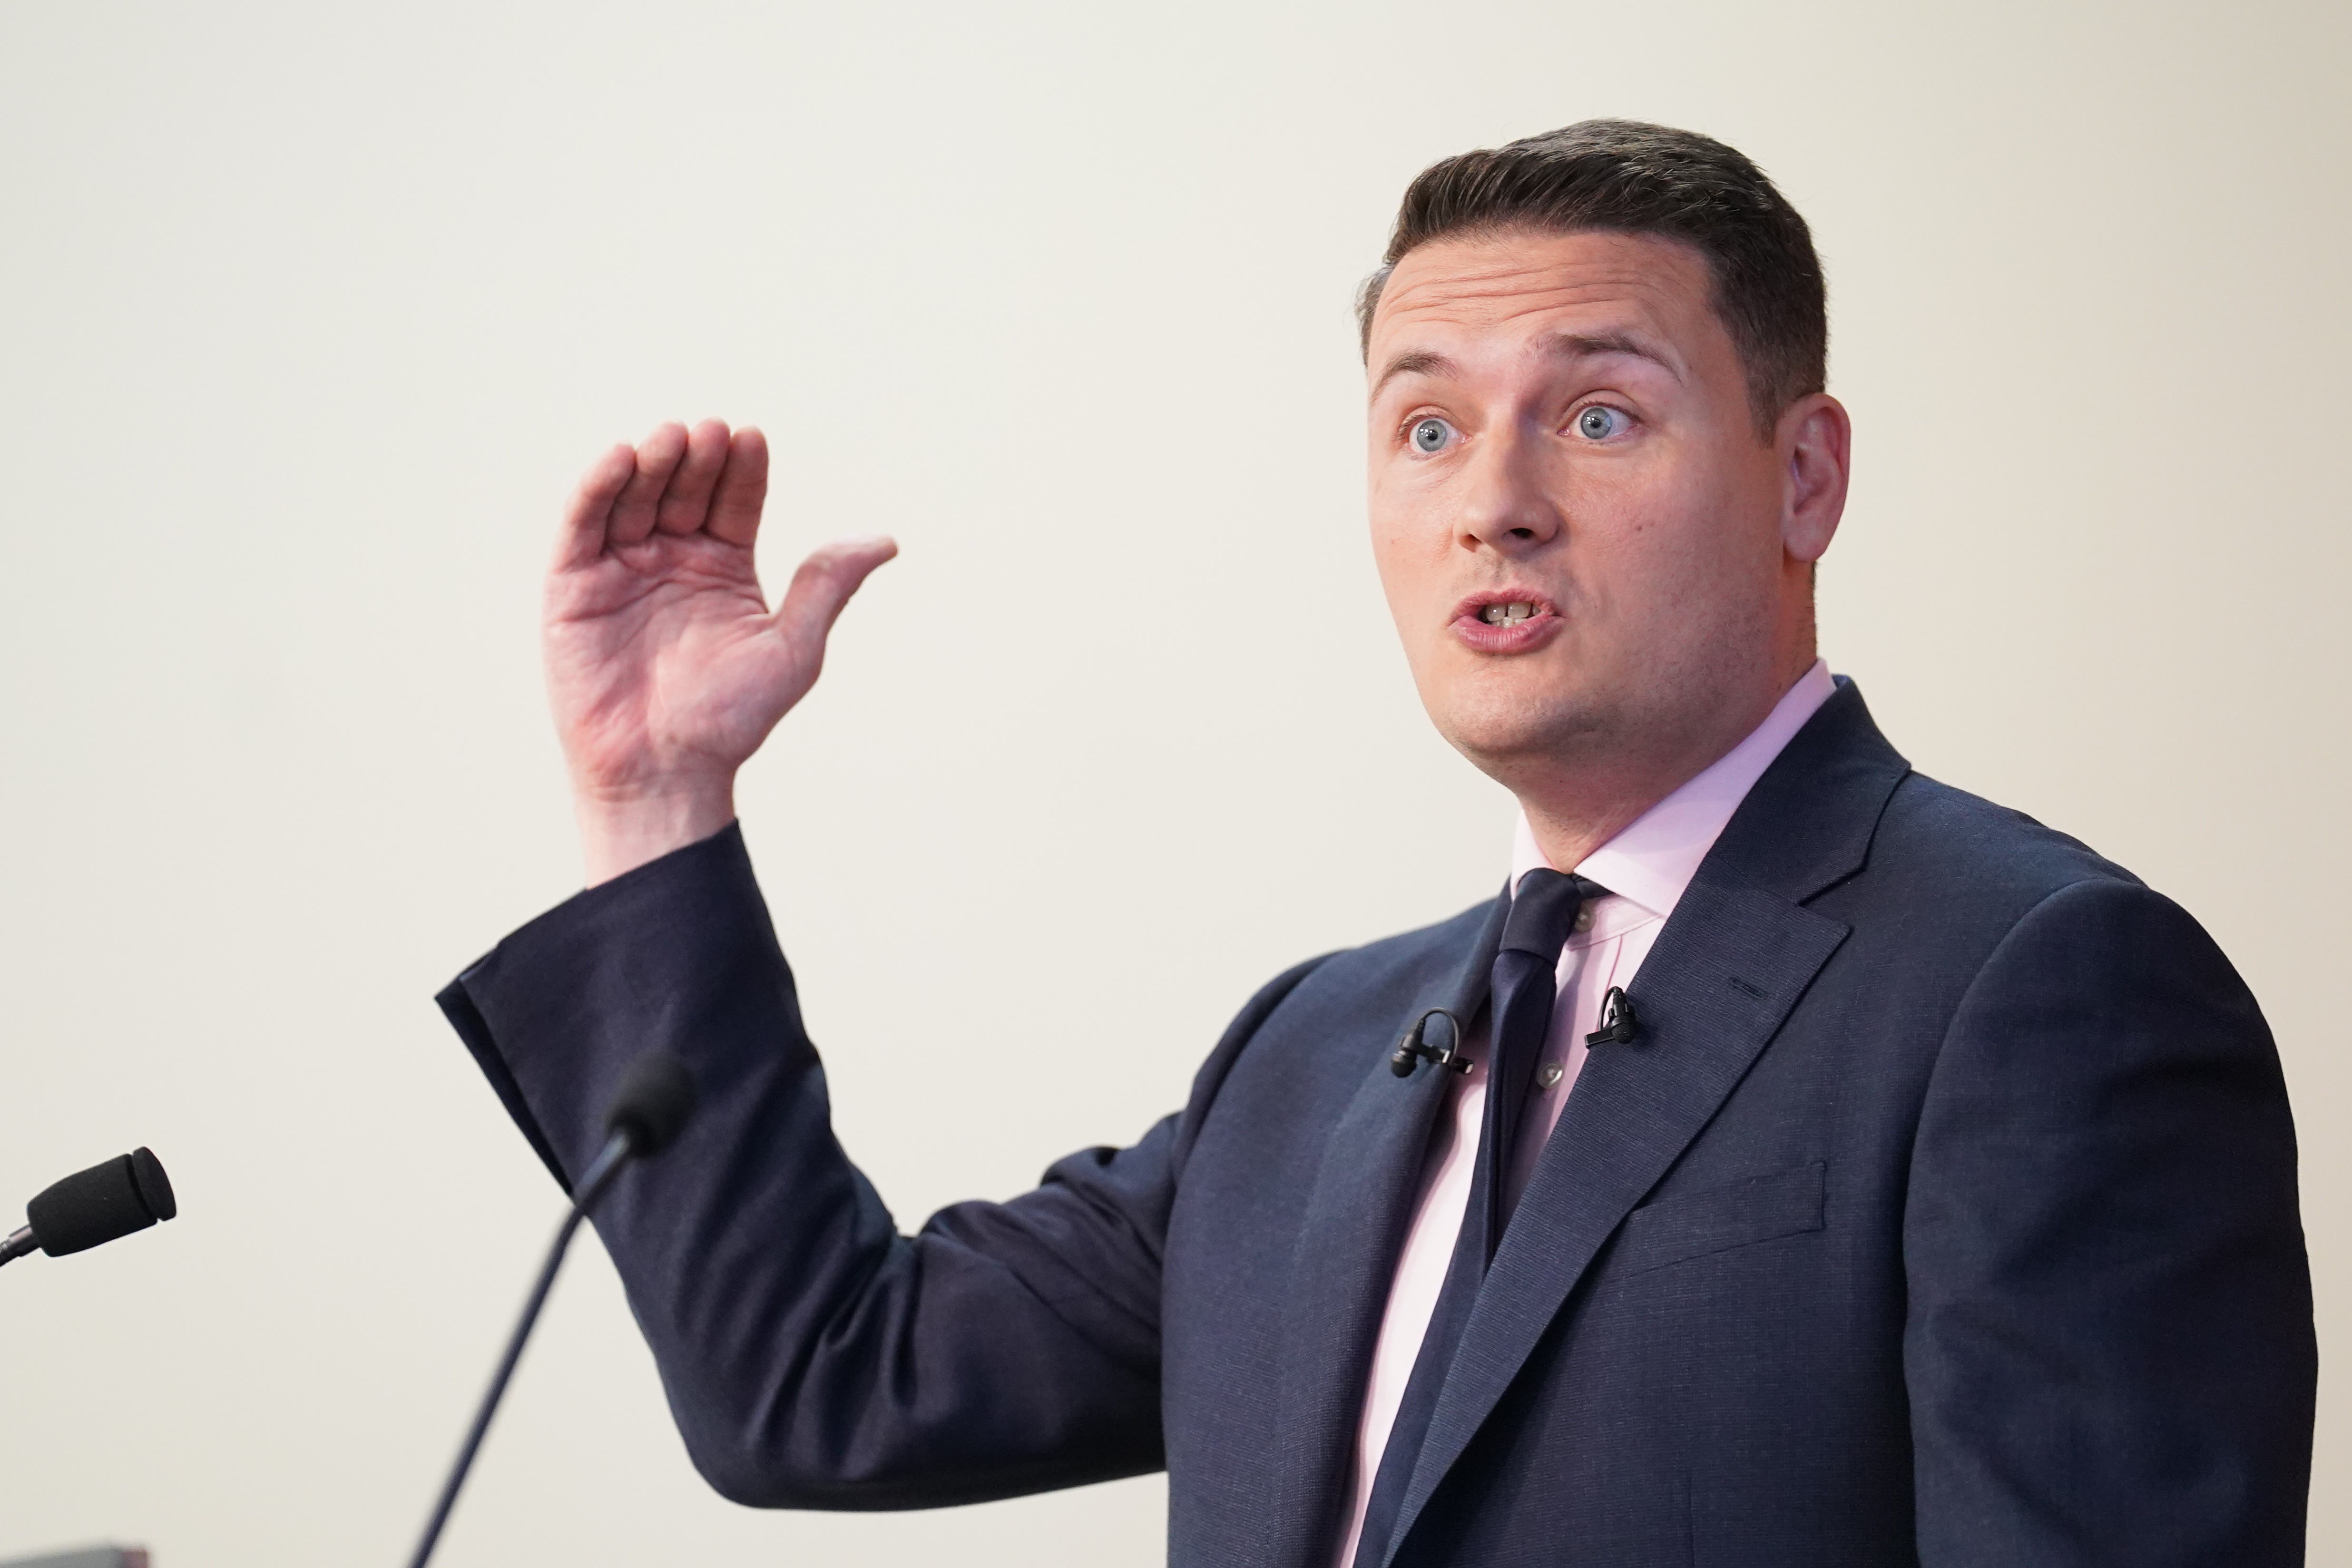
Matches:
[1862,769,2143,922]
[1844,772,2261,1028]
[1790,765,2246,1033]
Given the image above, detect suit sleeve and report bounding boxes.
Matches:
[1903,877,2315,1565]
[436,824,1322,1510]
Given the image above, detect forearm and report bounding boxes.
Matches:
[439,827,1167,1505]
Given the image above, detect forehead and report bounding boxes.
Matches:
[1367,229,1720,372]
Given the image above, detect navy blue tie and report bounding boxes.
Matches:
[1349,868,1605,1568]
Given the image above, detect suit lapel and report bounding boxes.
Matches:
[1380,885,1849,1559]
[1269,889,1510,1568]
[1378,680,1910,1562]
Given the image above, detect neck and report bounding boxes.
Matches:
[1507,648,1813,873]
[1516,792,1668,880]
[1513,759,1702,875]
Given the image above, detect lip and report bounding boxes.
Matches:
[1450,589,1564,655]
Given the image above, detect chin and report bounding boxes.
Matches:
[1428,678,1613,778]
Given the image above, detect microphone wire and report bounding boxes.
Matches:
[405,1128,633,1568]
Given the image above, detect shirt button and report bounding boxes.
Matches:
[1537,1062,1565,1088]
[1572,906,1594,933]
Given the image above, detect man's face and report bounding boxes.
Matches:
[1365,228,1833,794]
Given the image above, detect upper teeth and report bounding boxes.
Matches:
[1481,603,1536,624]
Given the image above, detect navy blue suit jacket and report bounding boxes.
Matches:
[440,682,2314,1565]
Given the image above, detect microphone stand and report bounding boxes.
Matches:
[405,1129,633,1568]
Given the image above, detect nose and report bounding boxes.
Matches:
[1457,423,1562,554]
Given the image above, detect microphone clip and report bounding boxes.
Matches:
[1586,986,1640,1048]
[1390,1008,1471,1078]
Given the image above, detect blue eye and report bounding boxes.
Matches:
[1575,405,1629,440]
[1410,417,1456,454]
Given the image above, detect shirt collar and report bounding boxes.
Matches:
[1508,659,1837,923]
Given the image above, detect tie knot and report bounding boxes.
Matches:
[1499,868,1608,960]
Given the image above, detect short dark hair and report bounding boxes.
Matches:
[1357,119,1827,438]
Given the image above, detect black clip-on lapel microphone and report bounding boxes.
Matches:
[1391,1008,1470,1077]
[1392,983,1641,1080]
[1585,986,1640,1048]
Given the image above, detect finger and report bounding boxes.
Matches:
[554,443,637,570]
[655,418,733,536]
[773,536,899,654]
[607,422,690,547]
[705,425,770,548]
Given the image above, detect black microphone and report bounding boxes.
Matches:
[1585,986,1641,1047]
[405,1053,697,1568]
[1390,1008,1470,1077]
[0,1148,177,1270]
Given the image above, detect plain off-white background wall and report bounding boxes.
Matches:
[1,1,2344,1562]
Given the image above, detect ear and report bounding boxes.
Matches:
[1775,392,1851,566]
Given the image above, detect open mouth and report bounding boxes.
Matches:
[1451,591,1562,651]
[1454,590,1559,625]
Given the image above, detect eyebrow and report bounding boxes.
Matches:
[1370,349,1458,397]
[1538,330,1683,380]
[1370,330,1682,398]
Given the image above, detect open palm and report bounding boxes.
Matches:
[544,420,894,872]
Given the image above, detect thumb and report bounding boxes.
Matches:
[773,535,899,653]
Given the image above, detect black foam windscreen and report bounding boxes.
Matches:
[603,1053,697,1157]
[131,1146,177,1221]
[27,1148,176,1257]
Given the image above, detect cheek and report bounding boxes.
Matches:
[1591,448,1761,583]
[1556,460,1691,589]
[1366,472,1447,599]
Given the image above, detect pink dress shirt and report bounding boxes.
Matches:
[1330,661,1836,1568]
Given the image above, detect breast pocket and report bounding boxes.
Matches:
[1608,1161,1826,1277]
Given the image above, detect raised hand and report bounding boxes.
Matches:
[544,419,896,884]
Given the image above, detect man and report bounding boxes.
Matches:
[440,121,2314,1565]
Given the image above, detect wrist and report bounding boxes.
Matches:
[572,777,737,887]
